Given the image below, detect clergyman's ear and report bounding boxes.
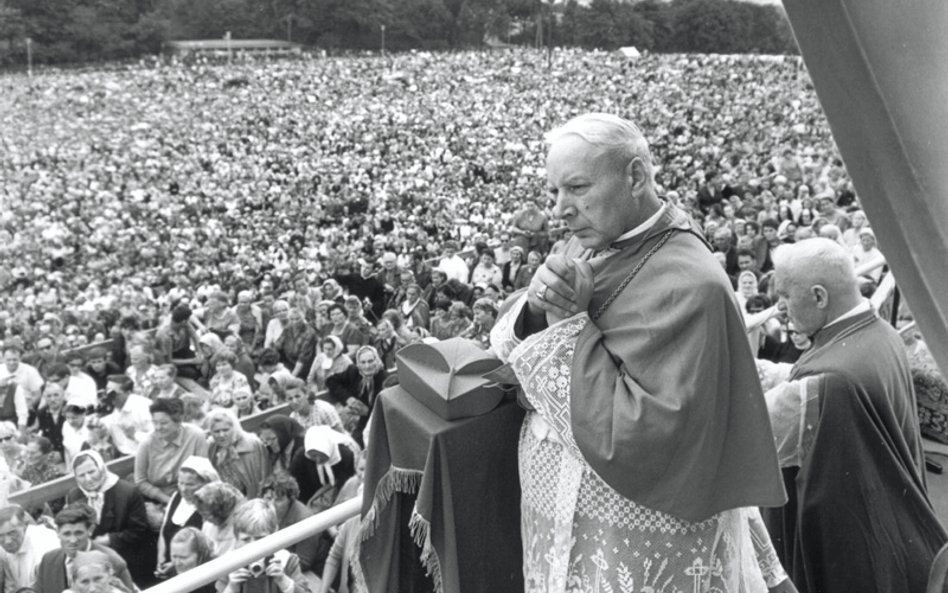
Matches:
[811,285,830,309]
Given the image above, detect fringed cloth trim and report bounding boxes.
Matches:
[359,466,424,542]
[409,508,444,593]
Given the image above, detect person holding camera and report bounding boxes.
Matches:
[217,499,309,593]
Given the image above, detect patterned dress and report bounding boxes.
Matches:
[494,305,783,593]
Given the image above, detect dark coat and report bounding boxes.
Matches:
[34,542,136,593]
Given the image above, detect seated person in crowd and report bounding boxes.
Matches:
[290,426,358,508]
[19,435,65,487]
[100,375,153,456]
[161,527,216,593]
[0,504,60,590]
[260,472,321,574]
[63,355,99,409]
[150,364,190,400]
[208,350,251,409]
[216,499,309,593]
[205,408,270,499]
[254,348,293,407]
[66,450,153,582]
[135,398,210,505]
[34,504,136,593]
[194,481,245,557]
[62,400,91,467]
[258,415,306,473]
[308,336,352,391]
[83,348,122,395]
[30,381,67,456]
[233,387,260,419]
[156,456,220,574]
[82,415,122,462]
[285,378,343,433]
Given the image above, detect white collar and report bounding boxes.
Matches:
[824,299,871,330]
[611,203,668,244]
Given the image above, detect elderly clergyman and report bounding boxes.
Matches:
[491,113,788,592]
[765,238,946,593]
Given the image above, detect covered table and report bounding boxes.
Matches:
[359,385,525,593]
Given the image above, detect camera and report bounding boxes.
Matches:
[248,555,272,578]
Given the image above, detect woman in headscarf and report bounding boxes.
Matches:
[193,481,245,556]
[308,335,353,390]
[197,332,225,386]
[156,456,220,574]
[258,415,306,473]
[66,450,153,582]
[204,408,270,498]
[329,345,387,447]
[289,426,359,508]
[735,270,760,312]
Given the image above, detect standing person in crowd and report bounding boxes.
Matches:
[30,381,67,456]
[134,398,209,505]
[329,346,386,446]
[274,308,319,381]
[285,379,343,433]
[160,527,216,593]
[205,408,270,499]
[100,375,153,456]
[156,457,219,575]
[0,505,60,590]
[766,239,945,593]
[33,504,136,593]
[259,415,306,473]
[215,499,309,593]
[335,259,387,321]
[66,450,152,582]
[193,481,245,556]
[261,472,321,574]
[0,345,39,431]
[153,304,203,381]
[491,113,786,592]
[63,354,99,408]
[510,198,550,256]
[62,400,90,468]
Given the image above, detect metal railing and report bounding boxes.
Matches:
[143,497,361,593]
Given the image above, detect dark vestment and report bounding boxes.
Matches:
[763,309,947,593]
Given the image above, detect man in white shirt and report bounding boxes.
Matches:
[437,241,470,284]
[0,344,44,406]
[0,505,60,590]
[101,375,153,455]
[48,362,98,411]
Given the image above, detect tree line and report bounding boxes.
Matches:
[0,0,796,65]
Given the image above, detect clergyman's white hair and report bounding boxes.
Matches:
[546,113,654,179]
[773,237,857,292]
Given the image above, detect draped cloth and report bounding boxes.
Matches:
[499,311,773,593]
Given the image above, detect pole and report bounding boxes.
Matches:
[286,15,292,42]
[25,37,32,78]
[225,31,232,63]
[546,2,553,71]
[380,24,386,57]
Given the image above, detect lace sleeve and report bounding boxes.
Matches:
[747,507,790,588]
[489,292,529,363]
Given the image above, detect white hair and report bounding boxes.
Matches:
[546,113,654,180]
[773,238,857,293]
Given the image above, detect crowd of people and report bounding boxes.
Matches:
[0,47,916,593]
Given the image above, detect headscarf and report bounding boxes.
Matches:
[304,425,358,486]
[179,455,221,484]
[321,335,345,370]
[199,332,224,355]
[355,345,384,406]
[72,450,120,522]
[260,414,304,467]
[737,271,759,300]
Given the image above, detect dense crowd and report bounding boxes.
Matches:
[0,48,894,592]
